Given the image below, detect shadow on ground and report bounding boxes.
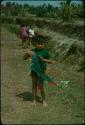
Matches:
[16,91,42,103]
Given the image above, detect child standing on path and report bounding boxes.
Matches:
[23,36,54,107]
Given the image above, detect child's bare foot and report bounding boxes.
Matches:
[32,100,36,107]
[43,101,48,107]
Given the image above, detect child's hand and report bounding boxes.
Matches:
[47,60,55,64]
[28,51,35,56]
[23,51,35,60]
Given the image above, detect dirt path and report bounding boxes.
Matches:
[1,28,33,124]
[1,27,84,124]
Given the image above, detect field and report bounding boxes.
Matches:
[1,26,84,124]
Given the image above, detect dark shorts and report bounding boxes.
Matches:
[31,71,38,77]
[31,71,44,84]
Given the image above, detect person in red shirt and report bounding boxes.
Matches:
[20,23,29,47]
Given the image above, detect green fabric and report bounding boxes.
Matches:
[31,54,53,83]
[31,48,50,73]
[28,47,52,84]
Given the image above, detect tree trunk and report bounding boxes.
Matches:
[63,0,72,22]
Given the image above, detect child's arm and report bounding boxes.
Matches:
[44,59,54,64]
[38,56,55,64]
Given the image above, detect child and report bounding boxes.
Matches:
[20,23,29,47]
[28,25,35,48]
[24,36,54,107]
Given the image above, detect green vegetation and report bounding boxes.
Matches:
[1,1,84,42]
[1,1,84,21]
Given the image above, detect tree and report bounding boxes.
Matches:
[62,0,84,22]
[62,0,72,22]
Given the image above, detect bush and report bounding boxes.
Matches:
[1,16,16,24]
[3,24,19,37]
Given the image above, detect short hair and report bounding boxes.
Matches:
[34,35,45,44]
